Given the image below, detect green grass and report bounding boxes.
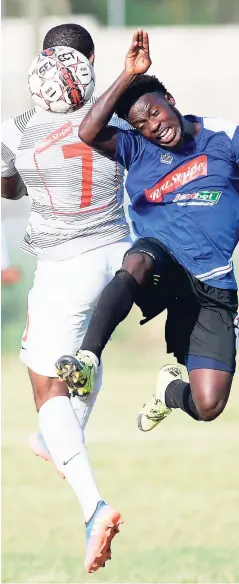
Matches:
[2,344,239,583]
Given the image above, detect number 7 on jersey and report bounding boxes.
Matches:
[62,142,93,208]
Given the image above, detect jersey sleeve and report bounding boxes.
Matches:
[115,129,140,170]
[109,114,132,131]
[231,126,239,165]
[203,117,239,165]
[1,118,21,177]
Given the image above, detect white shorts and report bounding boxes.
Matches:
[20,238,131,377]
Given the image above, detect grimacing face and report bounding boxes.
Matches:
[127,92,182,148]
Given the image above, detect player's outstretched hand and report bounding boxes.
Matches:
[125,29,151,75]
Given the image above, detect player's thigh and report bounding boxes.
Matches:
[185,303,237,414]
[20,252,110,377]
[109,237,170,283]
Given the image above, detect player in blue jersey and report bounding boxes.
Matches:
[56,29,239,431]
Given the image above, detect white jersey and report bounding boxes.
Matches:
[1,98,130,260]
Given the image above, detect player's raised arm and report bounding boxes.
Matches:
[78,29,151,158]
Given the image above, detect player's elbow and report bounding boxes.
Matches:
[1,177,15,199]
[78,112,100,147]
[78,120,92,145]
[1,176,27,200]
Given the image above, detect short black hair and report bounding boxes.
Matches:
[115,74,167,120]
[43,23,94,59]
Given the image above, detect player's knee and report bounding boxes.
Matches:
[28,369,68,411]
[190,370,232,422]
[122,252,153,285]
[195,391,227,422]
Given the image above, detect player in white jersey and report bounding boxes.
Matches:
[1,23,132,573]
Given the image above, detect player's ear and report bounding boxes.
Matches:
[165,92,175,106]
[89,54,95,66]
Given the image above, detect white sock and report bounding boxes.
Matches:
[36,363,102,486]
[81,350,99,369]
[39,395,102,522]
[71,362,103,430]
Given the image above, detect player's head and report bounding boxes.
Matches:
[43,23,95,65]
[115,74,183,148]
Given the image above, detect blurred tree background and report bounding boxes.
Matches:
[69,0,239,25]
[3,0,239,23]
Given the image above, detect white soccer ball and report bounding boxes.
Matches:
[28,46,95,113]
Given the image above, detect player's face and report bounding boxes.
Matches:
[127,92,182,148]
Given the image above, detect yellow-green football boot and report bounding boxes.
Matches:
[55,350,98,396]
[137,364,182,432]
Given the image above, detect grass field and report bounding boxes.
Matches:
[2,323,239,583]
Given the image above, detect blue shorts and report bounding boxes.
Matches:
[185,355,235,374]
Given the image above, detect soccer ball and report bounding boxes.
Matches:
[28,46,95,113]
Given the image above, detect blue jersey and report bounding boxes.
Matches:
[116,116,239,290]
